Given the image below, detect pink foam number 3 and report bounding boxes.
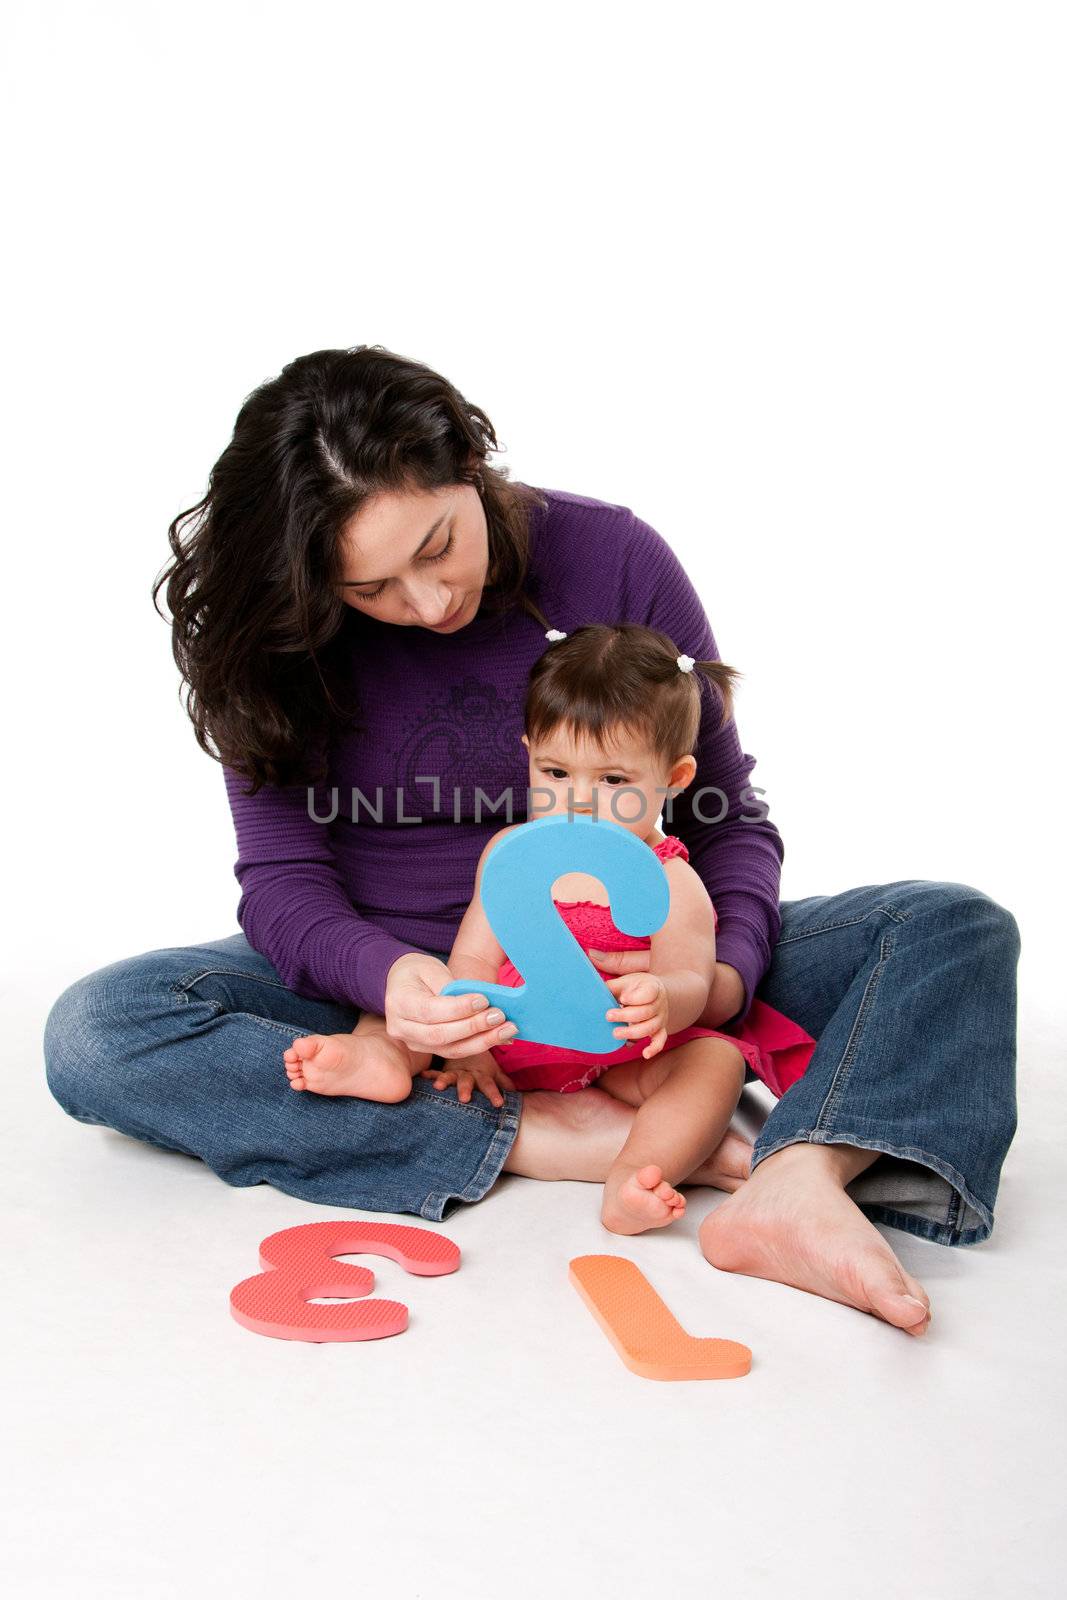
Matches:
[229,1220,461,1342]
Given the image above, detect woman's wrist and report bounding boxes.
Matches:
[386,950,449,987]
[383,951,450,1036]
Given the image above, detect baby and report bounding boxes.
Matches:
[285,622,769,1235]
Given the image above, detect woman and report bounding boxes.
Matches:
[42,344,1021,1338]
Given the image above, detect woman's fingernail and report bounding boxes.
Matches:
[500,1024,518,1038]
[472,995,488,1009]
[485,1009,505,1025]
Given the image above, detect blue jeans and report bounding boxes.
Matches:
[42,878,1019,1247]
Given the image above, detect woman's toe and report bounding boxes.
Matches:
[867,1280,931,1333]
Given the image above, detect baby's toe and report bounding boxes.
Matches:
[635,1164,665,1191]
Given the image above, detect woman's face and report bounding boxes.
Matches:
[522,726,697,838]
[335,479,490,630]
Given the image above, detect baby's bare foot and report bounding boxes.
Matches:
[283,1031,414,1102]
[602,1163,687,1235]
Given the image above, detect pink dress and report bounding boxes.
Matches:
[488,835,816,1099]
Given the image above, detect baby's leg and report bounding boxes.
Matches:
[283,1009,433,1102]
[596,1039,746,1235]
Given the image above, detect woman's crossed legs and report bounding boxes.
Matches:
[43,877,1019,1340]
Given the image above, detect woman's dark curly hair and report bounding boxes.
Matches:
[152,345,551,793]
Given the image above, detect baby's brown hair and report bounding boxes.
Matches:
[524,623,742,768]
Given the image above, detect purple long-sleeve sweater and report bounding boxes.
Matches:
[222,487,784,1024]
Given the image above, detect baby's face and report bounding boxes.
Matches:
[522,725,692,840]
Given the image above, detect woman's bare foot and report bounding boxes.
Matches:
[283,1031,414,1102]
[684,1130,754,1193]
[602,1163,687,1234]
[698,1142,933,1336]
[503,1087,754,1192]
[503,1087,636,1179]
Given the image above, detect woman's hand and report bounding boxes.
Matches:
[418,1053,517,1108]
[588,948,745,1028]
[603,973,670,1060]
[384,952,520,1061]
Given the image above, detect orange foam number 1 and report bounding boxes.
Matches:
[441,814,671,1054]
[570,1255,752,1380]
[230,1221,461,1343]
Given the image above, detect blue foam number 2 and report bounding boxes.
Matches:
[439,814,671,1055]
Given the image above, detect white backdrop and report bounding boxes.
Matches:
[4,6,1065,1598]
[7,2,1061,1033]
[3,3,1060,1025]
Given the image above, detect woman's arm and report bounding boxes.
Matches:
[626,512,785,1024]
[223,763,423,1014]
[225,764,517,1057]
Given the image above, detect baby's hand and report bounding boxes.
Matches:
[418,1054,517,1108]
[604,973,670,1060]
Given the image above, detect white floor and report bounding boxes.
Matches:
[7,987,1064,1600]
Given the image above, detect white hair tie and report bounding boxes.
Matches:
[545,628,568,641]
[677,653,695,673]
